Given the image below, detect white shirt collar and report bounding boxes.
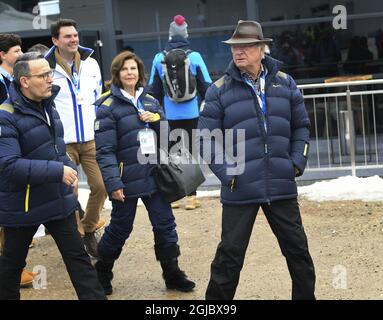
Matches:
[120,87,144,106]
[0,66,13,81]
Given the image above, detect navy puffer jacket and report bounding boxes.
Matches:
[95,84,165,198]
[0,84,77,227]
[198,55,310,205]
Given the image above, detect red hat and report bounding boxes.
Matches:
[169,15,188,39]
[173,14,186,26]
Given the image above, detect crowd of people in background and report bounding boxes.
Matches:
[268,24,379,79]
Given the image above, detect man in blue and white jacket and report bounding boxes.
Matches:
[45,19,107,257]
[199,20,316,300]
[148,14,212,210]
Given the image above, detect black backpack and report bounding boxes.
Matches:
[161,49,197,103]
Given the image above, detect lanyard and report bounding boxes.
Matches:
[71,64,81,94]
[137,99,149,128]
[244,71,267,132]
[0,73,10,98]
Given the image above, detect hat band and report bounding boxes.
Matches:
[232,33,263,40]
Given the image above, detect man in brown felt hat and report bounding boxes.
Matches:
[198,20,316,299]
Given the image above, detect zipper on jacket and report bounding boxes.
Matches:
[119,162,123,177]
[249,90,271,204]
[25,184,30,213]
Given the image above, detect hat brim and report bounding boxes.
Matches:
[222,38,273,45]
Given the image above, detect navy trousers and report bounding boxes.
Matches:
[98,192,179,261]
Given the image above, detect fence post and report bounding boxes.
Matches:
[346,89,356,176]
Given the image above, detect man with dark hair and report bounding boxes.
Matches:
[0,33,38,287]
[199,20,316,300]
[0,33,22,103]
[45,19,107,258]
[0,52,106,300]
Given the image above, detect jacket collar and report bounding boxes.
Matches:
[165,36,190,51]
[45,45,94,69]
[95,84,151,108]
[9,82,60,115]
[110,84,151,104]
[226,55,283,85]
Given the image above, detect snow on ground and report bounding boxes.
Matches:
[39,176,378,239]
[77,175,383,210]
[298,175,383,202]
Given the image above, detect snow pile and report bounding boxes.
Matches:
[298,175,383,202]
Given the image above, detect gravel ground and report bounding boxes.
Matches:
[20,197,383,300]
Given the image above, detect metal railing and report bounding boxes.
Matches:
[78,78,383,186]
[298,79,383,178]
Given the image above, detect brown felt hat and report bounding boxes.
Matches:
[223,20,273,45]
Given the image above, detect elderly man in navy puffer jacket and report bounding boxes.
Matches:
[0,52,105,300]
[198,20,316,300]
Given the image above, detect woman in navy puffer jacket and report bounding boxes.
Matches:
[94,51,195,296]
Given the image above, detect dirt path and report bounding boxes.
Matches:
[20,198,383,300]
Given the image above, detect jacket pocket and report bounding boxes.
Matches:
[25,184,30,213]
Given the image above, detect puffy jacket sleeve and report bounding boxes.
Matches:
[94,105,124,194]
[197,81,235,186]
[288,76,311,175]
[52,108,76,170]
[62,153,76,170]
[0,112,63,187]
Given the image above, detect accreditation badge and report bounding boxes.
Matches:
[76,93,84,105]
[138,129,156,154]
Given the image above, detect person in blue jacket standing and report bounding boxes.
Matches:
[148,14,212,210]
[94,51,195,296]
[198,20,316,300]
[0,52,105,300]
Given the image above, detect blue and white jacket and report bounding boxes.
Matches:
[148,36,212,120]
[45,45,102,144]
